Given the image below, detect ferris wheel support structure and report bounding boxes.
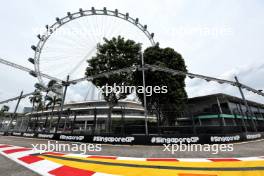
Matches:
[0,57,63,82]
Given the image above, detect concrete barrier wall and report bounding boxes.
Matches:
[2,131,264,145]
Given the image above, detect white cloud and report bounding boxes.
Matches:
[186,63,264,103]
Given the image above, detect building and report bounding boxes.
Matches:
[11,93,264,135]
[0,112,23,131]
[18,100,156,134]
[180,93,264,133]
[23,107,33,113]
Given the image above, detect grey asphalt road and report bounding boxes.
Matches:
[0,136,264,176]
[0,154,39,176]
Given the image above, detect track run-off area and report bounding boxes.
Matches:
[1,137,264,176]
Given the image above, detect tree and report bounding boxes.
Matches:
[0,105,10,113]
[45,94,62,132]
[133,44,188,126]
[34,98,44,132]
[34,80,62,132]
[0,105,10,128]
[26,90,42,131]
[85,36,142,133]
[43,80,59,131]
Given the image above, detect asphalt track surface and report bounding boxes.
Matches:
[1,136,264,157]
[0,136,264,176]
[0,154,39,176]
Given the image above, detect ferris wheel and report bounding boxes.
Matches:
[29,7,156,101]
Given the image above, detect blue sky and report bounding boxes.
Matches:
[0,0,263,111]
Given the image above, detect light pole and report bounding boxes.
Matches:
[6,91,23,132]
[141,53,148,135]
[234,76,257,132]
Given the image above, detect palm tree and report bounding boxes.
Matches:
[34,97,44,132]
[45,95,62,133]
[0,105,10,114]
[43,80,62,133]
[47,80,58,90]
[0,105,10,129]
[0,109,4,127]
[26,90,41,132]
[33,80,61,132]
